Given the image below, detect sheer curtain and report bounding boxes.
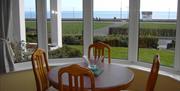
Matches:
[0,0,14,74]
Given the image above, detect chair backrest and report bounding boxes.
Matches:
[88,42,111,64]
[146,54,160,91]
[58,64,95,91]
[31,48,50,91]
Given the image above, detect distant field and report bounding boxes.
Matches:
[26,21,176,34]
[121,22,176,30]
[62,21,112,35]
[25,21,112,35]
[140,22,176,30]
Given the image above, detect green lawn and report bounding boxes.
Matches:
[121,22,176,30]
[69,45,174,67]
[25,21,37,29]
[140,22,176,30]
[62,21,112,35]
[26,21,176,32]
[25,21,112,35]
[139,48,174,67]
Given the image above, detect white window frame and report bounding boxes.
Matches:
[174,0,180,72]
[12,0,180,80]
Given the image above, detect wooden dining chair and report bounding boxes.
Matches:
[88,42,111,64]
[145,54,160,91]
[58,64,95,91]
[123,54,160,91]
[31,48,52,91]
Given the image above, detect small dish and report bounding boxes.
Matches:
[88,65,97,71]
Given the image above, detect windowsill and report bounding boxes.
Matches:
[14,58,180,81]
[14,58,82,71]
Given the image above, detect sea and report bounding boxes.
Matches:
[25,11,177,19]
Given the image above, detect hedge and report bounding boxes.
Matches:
[139,36,158,48]
[26,34,158,48]
[109,27,176,37]
[94,35,128,47]
[48,45,82,58]
[109,27,128,35]
[94,35,158,48]
[27,34,37,43]
[63,35,82,45]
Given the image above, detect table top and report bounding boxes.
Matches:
[48,63,134,91]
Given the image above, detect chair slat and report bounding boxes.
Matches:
[74,76,78,91]
[69,74,73,91]
[80,76,84,91]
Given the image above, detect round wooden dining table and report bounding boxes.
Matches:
[48,63,134,91]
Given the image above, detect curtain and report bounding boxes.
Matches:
[0,0,14,74]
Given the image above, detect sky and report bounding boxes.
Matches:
[24,0,178,12]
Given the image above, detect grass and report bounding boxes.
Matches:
[25,21,37,29]
[26,21,176,32]
[62,21,112,35]
[140,22,176,30]
[25,21,112,35]
[69,45,174,67]
[139,48,174,67]
[121,22,176,30]
[62,21,83,35]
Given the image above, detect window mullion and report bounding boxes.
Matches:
[128,0,140,62]
[174,0,180,71]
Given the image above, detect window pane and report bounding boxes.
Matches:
[138,0,177,67]
[48,0,83,59]
[93,0,129,60]
[12,0,37,63]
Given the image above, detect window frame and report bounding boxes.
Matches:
[12,0,180,74]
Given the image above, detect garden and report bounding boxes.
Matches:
[24,20,176,67]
